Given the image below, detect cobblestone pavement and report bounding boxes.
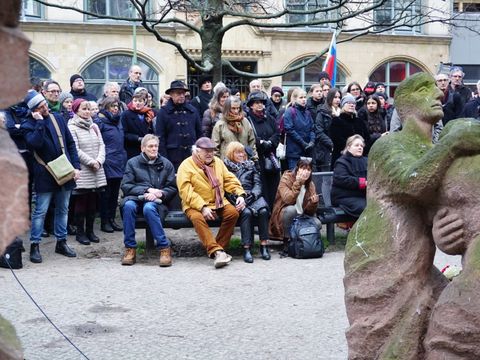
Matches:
[0,228,461,360]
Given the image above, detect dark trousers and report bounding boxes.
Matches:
[239,207,269,246]
[260,170,280,211]
[100,178,122,220]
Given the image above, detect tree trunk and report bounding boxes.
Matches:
[200,13,224,84]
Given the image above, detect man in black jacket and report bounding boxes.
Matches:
[120,134,177,267]
[119,65,144,104]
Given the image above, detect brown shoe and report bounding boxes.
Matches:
[121,248,136,266]
[159,247,172,267]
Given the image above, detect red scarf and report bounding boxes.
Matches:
[127,102,155,124]
[192,153,224,209]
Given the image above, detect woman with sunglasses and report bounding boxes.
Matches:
[269,157,320,254]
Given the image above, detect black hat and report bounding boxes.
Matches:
[247,91,268,107]
[165,80,188,94]
[375,82,385,90]
[271,86,284,97]
[198,75,213,87]
[70,74,84,87]
[318,71,331,82]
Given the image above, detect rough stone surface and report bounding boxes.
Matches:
[343,73,480,359]
[424,152,480,358]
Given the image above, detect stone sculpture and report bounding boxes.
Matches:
[343,72,480,359]
[0,1,30,359]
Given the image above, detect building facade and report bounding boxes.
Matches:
[21,0,452,100]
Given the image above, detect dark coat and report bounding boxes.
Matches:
[462,97,480,119]
[453,84,472,111]
[358,107,388,148]
[284,104,315,159]
[119,78,143,105]
[224,159,262,204]
[329,111,370,168]
[21,112,80,193]
[5,103,29,151]
[121,109,154,159]
[70,89,97,102]
[306,97,324,122]
[313,105,334,171]
[246,109,280,160]
[269,171,318,240]
[442,88,464,125]
[331,152,367,218]
[120,153,177,206]
[191,90,212,119]
[95,110,127,179]
[155,99,202,170]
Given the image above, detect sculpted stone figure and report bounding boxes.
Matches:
[424,139,480,359]
[343,72,480,359]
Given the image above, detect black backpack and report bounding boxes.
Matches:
[0,238,25,270]
[288,215,324,259]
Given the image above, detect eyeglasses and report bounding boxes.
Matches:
[47,90,60,94]
[451,75,462,78]
[350,88,360,91]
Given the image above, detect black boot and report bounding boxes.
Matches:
[41,229,50,238]
[109,218,123,231]
[30,243,42,263]
[260,245,271,260]
[100,219,114,233]
[86,213,100,243]
[243,248,254,263]
[75,214,90,245]
[55,240,76,257]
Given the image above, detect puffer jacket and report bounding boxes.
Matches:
[224,158,262,205]
[177,156,245,212]
[68,115,107,190]
[121,153,177,205]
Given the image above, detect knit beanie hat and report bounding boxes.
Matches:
[318,71,331,82]
[341,94,356,108]
[24,90,46,110]
[271,86,284,97]
[70,74,84,87]
[58,91,73,105]
[72,98,87,113]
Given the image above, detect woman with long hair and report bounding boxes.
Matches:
[224,142,271,263]
[269,157,320,254]
[211,96,258,161]
[202,86,230,138]
[357,94,389,148]
[347,81,365,111]
[313,88,342,171]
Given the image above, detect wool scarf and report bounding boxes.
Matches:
[192,153,224,209]
[127,102,155,124]
[223,111,244,134]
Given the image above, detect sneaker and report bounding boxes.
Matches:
[121,248,136,266]
[159,247,172,267]
[213,250,231,269]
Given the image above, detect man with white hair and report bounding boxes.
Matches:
[436,72,463,125]
[98,81,127,112]
[449,66,471,111]
[119,64,144,104]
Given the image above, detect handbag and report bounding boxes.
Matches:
[276,133,287,160]
[248,196,269,215]
[34,114,75,186]
[264,152,281,172]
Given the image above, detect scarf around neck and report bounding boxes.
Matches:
[72,114,92,130]
[223,111,244,133]
[192,152,224,209]
[127,102,155,124]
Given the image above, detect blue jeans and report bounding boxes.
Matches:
[31,188,71,244]
[122,200,169,249]
[287,158,299,170]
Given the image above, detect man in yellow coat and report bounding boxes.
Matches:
[177,137,246,268]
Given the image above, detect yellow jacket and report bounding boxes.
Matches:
[177,156,245,212]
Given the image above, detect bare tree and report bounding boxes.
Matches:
[33,0,461,82]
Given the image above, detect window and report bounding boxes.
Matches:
[454,2,480,12]
[187,61,257,100]
[286,0,337,26]
[82,54,159,100]
[22,0,42,18]
[282,56,346,92]
[374,0,422,33]
[86,0,143,19]
[369,60,423,97]
[29,57,51,80]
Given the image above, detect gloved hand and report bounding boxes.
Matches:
[304,141,314,151]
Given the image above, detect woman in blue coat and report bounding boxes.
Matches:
[284,88,315,170]
[96,97,128,232]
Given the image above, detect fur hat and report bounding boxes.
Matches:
[70,74,84,87]
[24,90,46,110]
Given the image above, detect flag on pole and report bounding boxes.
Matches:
[322,32,337,87]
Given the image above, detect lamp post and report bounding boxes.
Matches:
[130,2,137,65]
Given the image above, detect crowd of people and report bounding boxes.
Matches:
[3,64,476,268]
